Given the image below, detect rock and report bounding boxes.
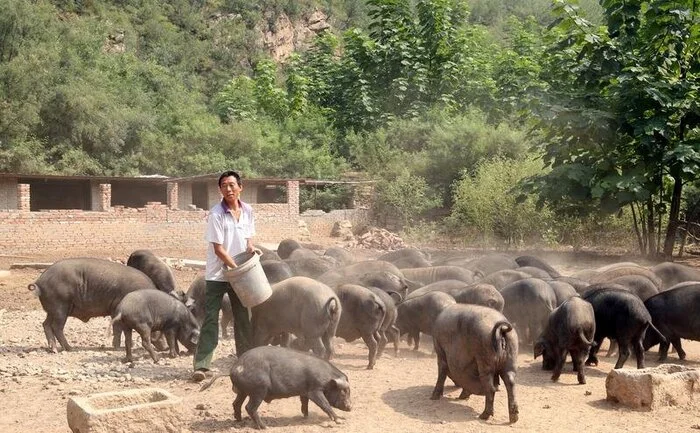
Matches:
[606,364,700,409]
[298,220,311,242]
[331,220,353,238]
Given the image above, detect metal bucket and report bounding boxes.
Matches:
[223,250,272,308]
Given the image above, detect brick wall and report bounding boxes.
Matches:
[99,184,111,211]
[17,184,30,211]
[301,209,370,243]
[166,183,178,210]
[0,203,300,256]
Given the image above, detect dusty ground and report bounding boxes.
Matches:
[1,246,699,433]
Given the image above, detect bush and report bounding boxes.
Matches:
[347,109,529,205]
[448,155,551,246]
[373,170,441,229]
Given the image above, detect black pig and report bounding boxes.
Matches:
[200,346,351,429]
[111,289,200,363]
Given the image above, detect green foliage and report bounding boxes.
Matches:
[490,16,546,123]
[373,170,441,228]
[0,0,669,256]
[449,156,550,245]
[527,0,700,255]
[0,138,49,174]
[253,59,289,121]
[215,76,257,121]
[466,0,603,27]
[347,109,529,204]
[300,184,353,212]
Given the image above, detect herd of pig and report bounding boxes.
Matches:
[26,239,700,428]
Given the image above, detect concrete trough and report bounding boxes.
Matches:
[606,364,700,409]
[67,387,187,433]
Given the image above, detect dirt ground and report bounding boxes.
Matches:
[1,246,699,433]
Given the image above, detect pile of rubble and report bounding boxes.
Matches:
[356,227,406,250]
[330,220,406,250]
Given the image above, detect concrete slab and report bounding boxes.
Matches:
[161,258,206,270]
[67,387,187,433]
[9,262,52,270]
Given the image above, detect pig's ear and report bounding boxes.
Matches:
[533,340,545,359]
[331,378,348,389]
[190,330,200,345]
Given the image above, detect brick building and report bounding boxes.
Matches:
[0,173,303,256]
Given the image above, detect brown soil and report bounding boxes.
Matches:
[0,247,699,432]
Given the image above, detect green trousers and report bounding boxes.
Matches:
[193,280,253,371]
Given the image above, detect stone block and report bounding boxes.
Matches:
[606,364,700,409]
[67,387,187,433]
[330,220,353,237]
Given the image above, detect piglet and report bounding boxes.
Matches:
[111,289,200,363]
[200,346,351,429]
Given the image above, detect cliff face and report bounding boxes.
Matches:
[258,9,331,62]
[102,9,331,63]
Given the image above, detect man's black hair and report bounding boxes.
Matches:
[218,170,242,187]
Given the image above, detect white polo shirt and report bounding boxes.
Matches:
[205,199,256,281]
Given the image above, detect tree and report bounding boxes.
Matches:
[527,0,700,257]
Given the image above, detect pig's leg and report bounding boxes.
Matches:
[307,389,339,422]
[571,349,586,384]
[388,325,400,356]
[375,330,388,359]
[49,311,72,352]
[151,331,168,351]
[478,371,497,420]
[430,344,448,400]
[551,347,565,382]
[501,370,519,423]
[361,333,378,370]
[411,331,420,351]
[112,322,123,349]
[670,337,685,360]
[278,333,291,347]
[135,326,159,363]
[165,330,179,358]
[233,393,246,421]
[124,328,134,363]
[321,333,334,360]
[42,315,58,353]
[633,339,645,369]
[585,335,603,366]
[657,338,671,361]
[245,393,266,429]
[614,340,631,369]
[606,339,618,357]
[300,396,309,417]
[220,314,232,339]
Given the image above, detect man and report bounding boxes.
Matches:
[192,170,255,382]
